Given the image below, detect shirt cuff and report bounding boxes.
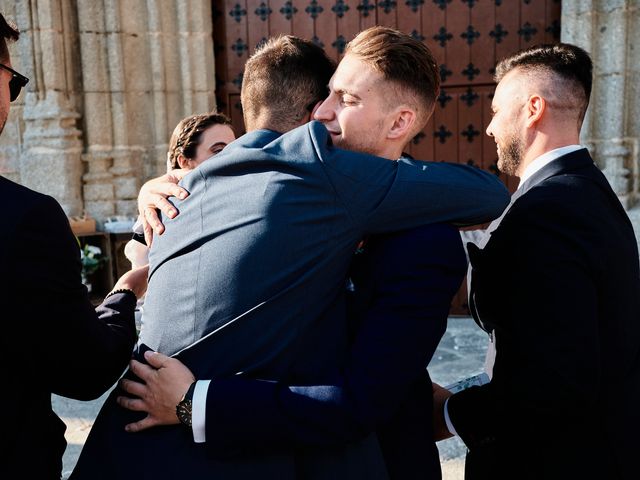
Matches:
[192,380,210,443]
[444,397,458,437]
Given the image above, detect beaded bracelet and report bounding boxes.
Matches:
[104,288,137,300]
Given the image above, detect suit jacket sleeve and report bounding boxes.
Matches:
[15,194,137,400]
[202,224,467,455]
[305,121,509,231]
[447,192,601,449]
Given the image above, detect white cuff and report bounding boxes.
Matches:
[444,397,458,437]
[192,380,210,443]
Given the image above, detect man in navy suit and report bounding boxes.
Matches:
[0,13,146,480]
[73,30,507,479]
[118,28,470,480]
[433,44,640,479]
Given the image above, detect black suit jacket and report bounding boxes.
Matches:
[196,223,467,480]
[0,176,138,480]
[447,149,640,479]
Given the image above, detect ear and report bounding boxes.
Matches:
[387,108,416,140]
[525,94,545,128]
[177,154,190,170]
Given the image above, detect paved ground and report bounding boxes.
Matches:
[53,316,488,479]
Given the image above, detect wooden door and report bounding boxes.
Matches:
[211,0,561,314]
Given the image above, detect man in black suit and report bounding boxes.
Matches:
[433,43,640,479]
[0,13,146,479]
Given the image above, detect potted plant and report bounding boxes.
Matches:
[80,243,108,292]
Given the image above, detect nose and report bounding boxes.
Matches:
[313,95,335,122]
[486,119,494,138]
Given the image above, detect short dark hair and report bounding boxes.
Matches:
[495,43,593,119]
[241,35,336,132]
[0,13,19,62]
[345,26,440,130]
[167,112,233,170]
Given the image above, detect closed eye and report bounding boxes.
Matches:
[209,142,228,156]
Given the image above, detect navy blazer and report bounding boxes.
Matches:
[447,149,640,480]
[0,176,138,480]
[199,223,467,480]
[72,122,507,479]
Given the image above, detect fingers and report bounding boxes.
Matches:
[116,395,147,412]
[144,350,170,369]
[143,218,154,247]
[143,207,165,238]
[167,169,189,182]
[120,377,147,398]
[124,417,159,433]
[128,358,155,382]
[147,195,178,220]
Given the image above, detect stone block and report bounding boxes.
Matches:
[121,34,153,91]
[595,0,627,14]
[39,30,67,91]
[35,0,62,30]
[187,34,215,92]
[113,175,140,199]
[82,92,113,145]
[77,2,105,32]
[85,200,115,221]
[20,151,83,215]
[188,0,213,33]
[115,199,137,217]
[593,74,625,137]
[79,32,110,92]
[595,10,627,74]
[165,92,184,130]
[124,91,155,144]
[192,91,215,113]
[119,0,148,33]
[157,0,178,34]
[627,72,640,137]
[162,39,182,92]
[83,182,114,202]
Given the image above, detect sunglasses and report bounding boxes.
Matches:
[0,63,29,102]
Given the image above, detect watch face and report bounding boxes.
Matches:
[176,399,193,427]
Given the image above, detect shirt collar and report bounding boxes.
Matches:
[518,145,583,189]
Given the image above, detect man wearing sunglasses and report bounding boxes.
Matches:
[0,61,27,102]
[0,13,148,480]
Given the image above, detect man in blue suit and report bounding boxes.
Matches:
[118,28,471,480]
[73,30,507,479]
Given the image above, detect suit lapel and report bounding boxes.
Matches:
[467,148,593,331]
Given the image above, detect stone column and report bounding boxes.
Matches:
[78,0,216,221]
[625,1,640,244]
[563,0,640,248]
[12,0,84,215]
[0,0,217,223]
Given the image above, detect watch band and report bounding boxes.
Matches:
[176,381,197,427]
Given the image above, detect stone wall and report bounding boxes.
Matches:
[0,0,216,222]
[563,0,640,250]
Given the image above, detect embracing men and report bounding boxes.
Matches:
[72,28,508,479]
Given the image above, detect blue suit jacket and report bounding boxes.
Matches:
[199,223,467,480]
[72,122,507,479]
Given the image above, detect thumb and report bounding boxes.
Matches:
[144,350,170,368]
